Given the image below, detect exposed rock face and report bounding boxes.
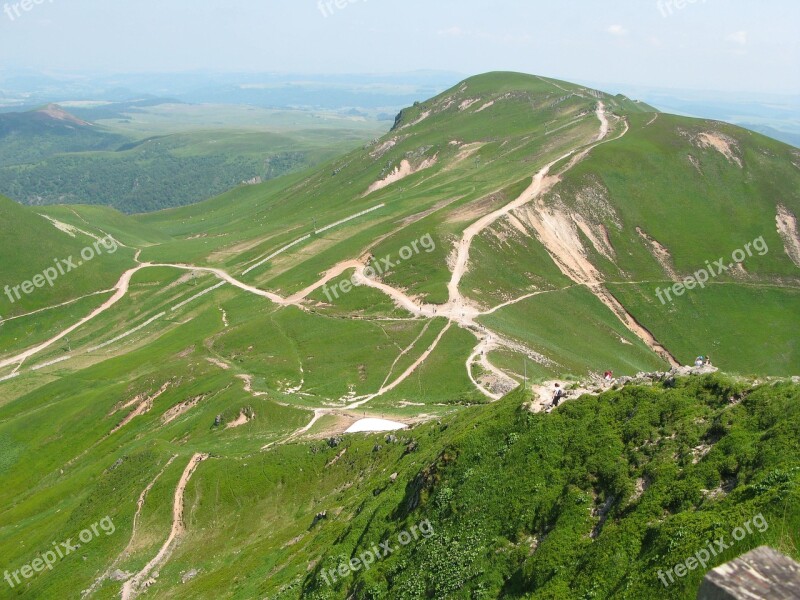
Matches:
[616,365,719,387]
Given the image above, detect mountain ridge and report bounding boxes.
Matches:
[0,71,797,600]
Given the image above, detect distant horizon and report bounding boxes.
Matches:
[1,67,798,101]
[1,1,797,95]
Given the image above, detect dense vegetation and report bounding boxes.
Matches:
[0,105,384,212]
[0,109,125,166]
[0,146,308,213]
[290,375,800,599]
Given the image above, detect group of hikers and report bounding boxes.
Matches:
[547,370,614,411]
[547,354,713,411]
[695,355,713,367]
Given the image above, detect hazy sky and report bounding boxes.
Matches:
[1,0,798,94]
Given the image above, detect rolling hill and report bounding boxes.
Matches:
[0,72,797,599]
[0,104,125,166]
[0,104,386,212]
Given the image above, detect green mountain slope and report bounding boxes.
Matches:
[0,104,125,166]
[0,103,387,213]
[0,129,380,213]
[0,195,134,316]
[0,72,798,600]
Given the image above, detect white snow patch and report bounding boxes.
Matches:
[345,418,408,433]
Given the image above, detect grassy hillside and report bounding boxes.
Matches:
[0,195,134,318]
[0,72,797,600]
[0,102,388,213]
[0,105,125,166]
[0,371,797,598]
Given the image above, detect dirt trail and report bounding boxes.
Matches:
[0,263,284,371]
[0,289,113,325]
[483,109,679,367]
[379,321,433,389]
[262,408,327,450]
[286,259,363,304]
[345,321,453,409]
[0,265,147,370]
[2,103,679,404]
[83,455,178,598]
[151,264,285,305]
[121,453,208,600]
[466,337,514,400]
[595,103,610,141]
[447,103,610,307]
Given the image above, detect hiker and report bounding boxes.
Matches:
[552,383,566,407]
[704,355,712,366]
[695,356,704,367]
[603,370,614,382]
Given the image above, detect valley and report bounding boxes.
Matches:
[0,72,798,599]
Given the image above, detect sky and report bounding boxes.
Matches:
[0,0,798,94]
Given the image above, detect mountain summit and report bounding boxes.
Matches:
[0,72,798,599]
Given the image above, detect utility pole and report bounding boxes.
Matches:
[523,358,527,391]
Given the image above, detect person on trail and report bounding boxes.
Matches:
[603,370,614,382]
[704,356,712,366]
[695,356,705,367]
[552,383,566,407]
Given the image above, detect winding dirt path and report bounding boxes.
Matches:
[0,289,113,325]
[120,453,208,600]
[0,265,147,370]
[1,102,678,402]
[83,455,178,598]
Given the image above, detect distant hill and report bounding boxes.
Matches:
[0,72,797,600]
[737,123,800,148]
[0,101,385,212]
[0,104,126,166]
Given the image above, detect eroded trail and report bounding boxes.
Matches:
[120,453,208,600]
[446,103,611,308]
[0,265,148,370]
[83,455,178,598]
[1,102,677,403]
[345,321,453,409]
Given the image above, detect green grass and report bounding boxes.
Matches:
[607,282,800,375]
[479,286,669,378]
[0,72,798,599]
[0,195,135,318]
[1,128,380,213]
